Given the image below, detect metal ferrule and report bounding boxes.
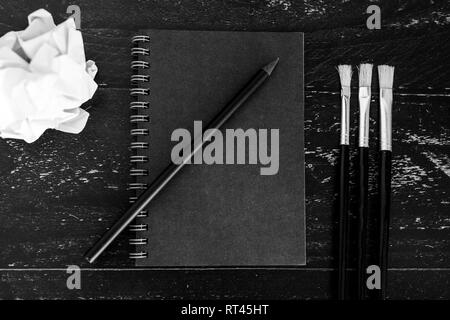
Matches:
[358,86,371,147]
[379,88,393,151]
[340,86,351,145]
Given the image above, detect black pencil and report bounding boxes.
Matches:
[337,65,352,300]
[357,63,373,300]
[377,65,395,299]
[85,58,280,263]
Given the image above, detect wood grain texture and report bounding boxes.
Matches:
[0,0,449,299]
[0,89,132,268]
[0,269,449,300]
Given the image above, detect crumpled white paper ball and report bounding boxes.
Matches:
[0,9,98,143]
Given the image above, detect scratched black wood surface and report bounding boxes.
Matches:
[0,0,449,299]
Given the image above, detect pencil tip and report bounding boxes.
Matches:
[263,58,279,75]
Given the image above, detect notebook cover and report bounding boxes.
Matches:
[132,29,305,266]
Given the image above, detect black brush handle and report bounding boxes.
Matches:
[357,146,369,299]
[378,150,392,300]
[338,144,350,300]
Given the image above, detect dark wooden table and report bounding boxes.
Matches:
[0,0,449,299]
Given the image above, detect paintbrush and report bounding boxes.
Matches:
[357,63,373,300]
[337,64,352,300]
[377,65,395,300]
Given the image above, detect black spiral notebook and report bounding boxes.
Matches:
[129,29,305,266]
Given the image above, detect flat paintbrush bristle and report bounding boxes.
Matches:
[359,63,373,87]
[378,65,395,89]
[338,65,352,88]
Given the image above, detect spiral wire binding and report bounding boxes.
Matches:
[128,35,151,260]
